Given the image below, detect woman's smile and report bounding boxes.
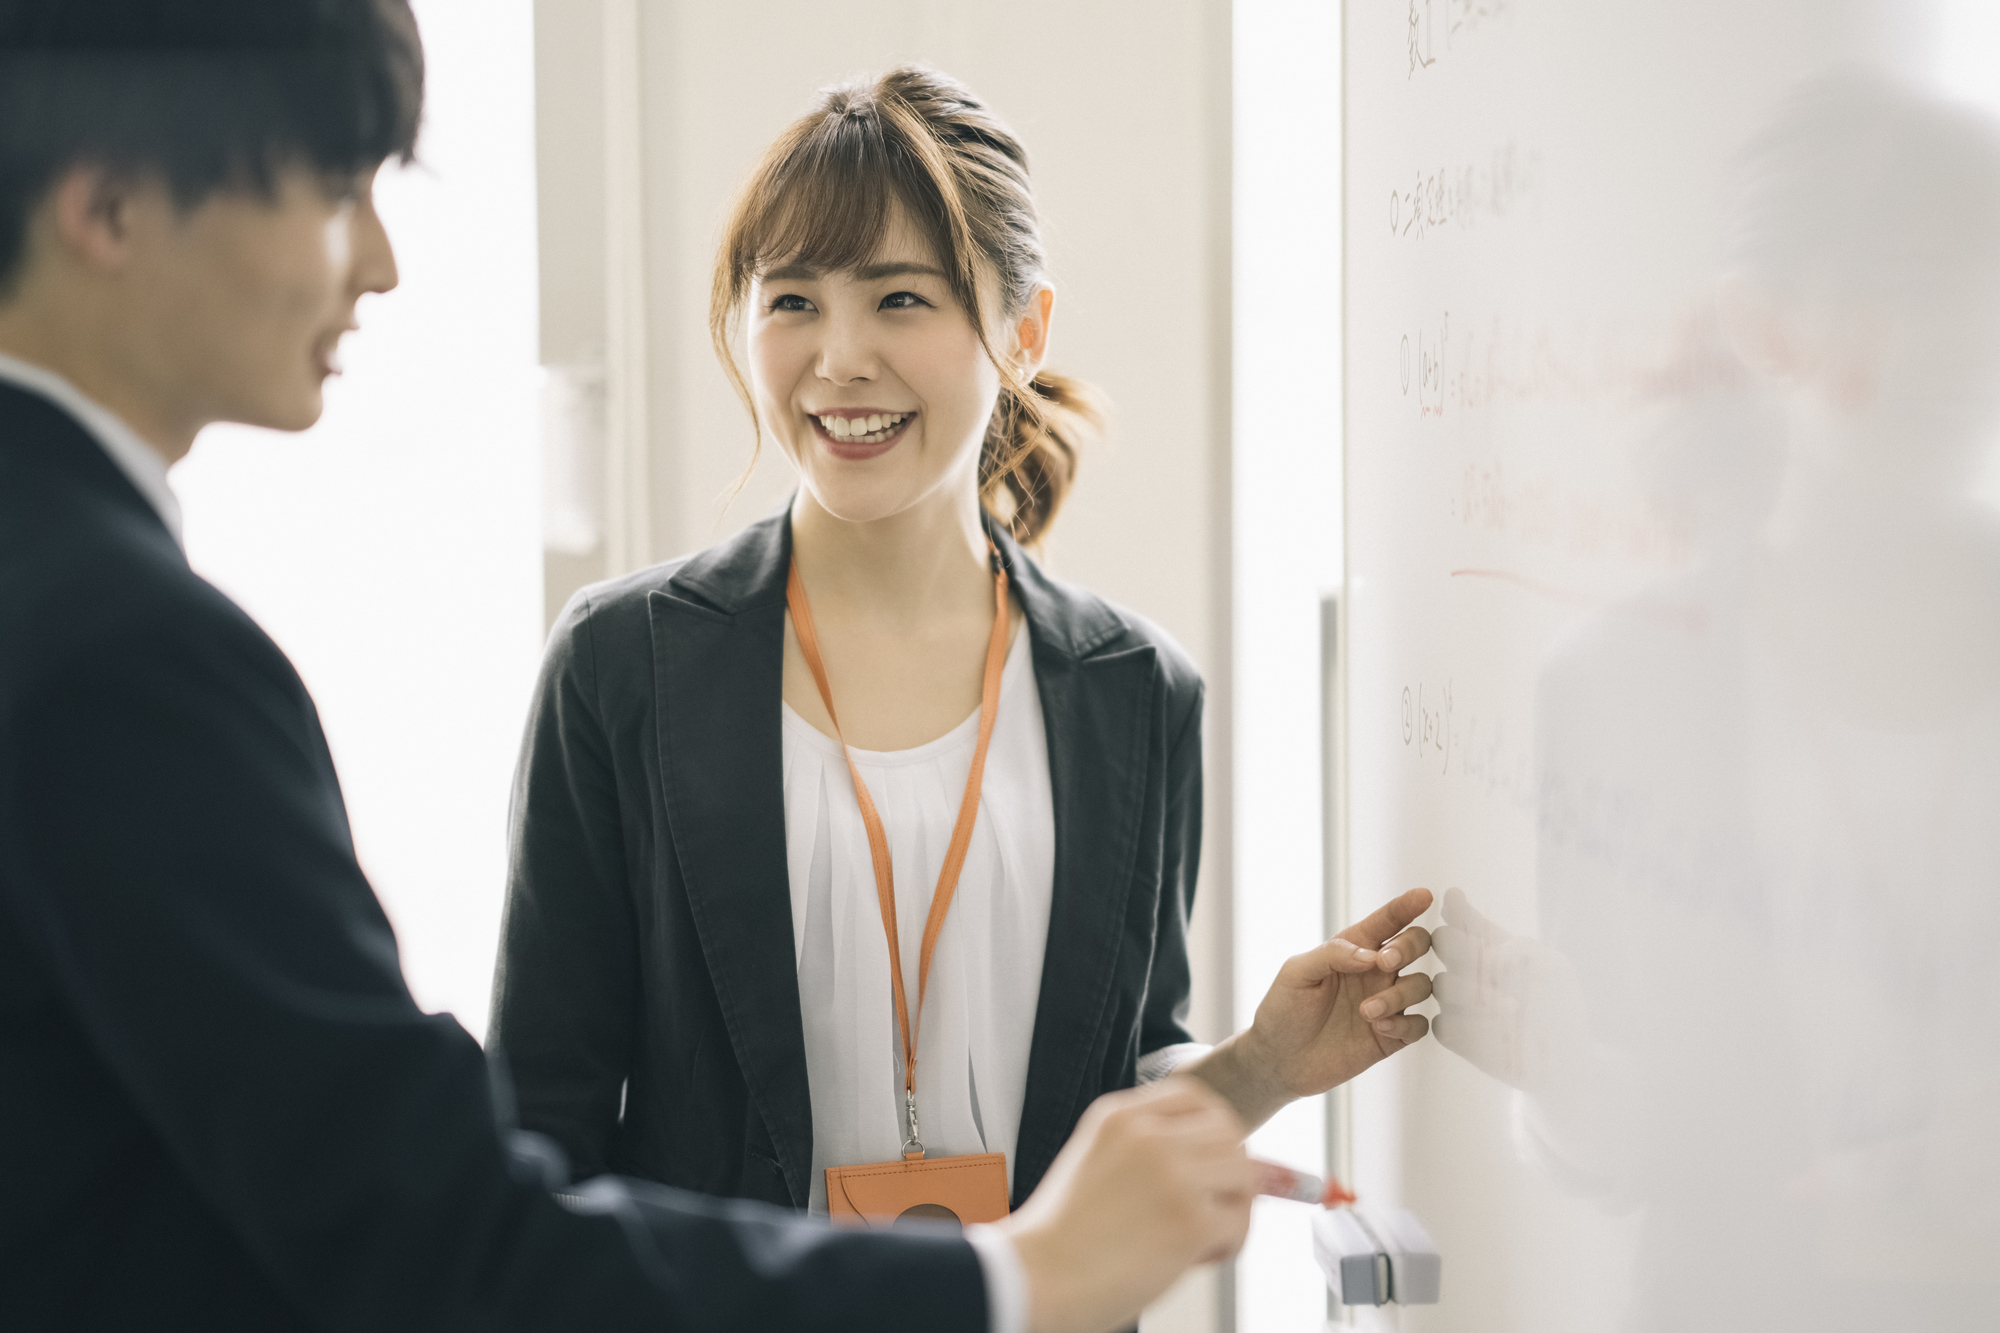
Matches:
[809,407,918,460]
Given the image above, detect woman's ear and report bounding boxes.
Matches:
[1014,286,1055,374]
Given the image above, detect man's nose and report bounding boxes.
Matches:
[351,193,400,298]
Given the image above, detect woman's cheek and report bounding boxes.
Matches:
[746,332,782,394]
[903,339,989,454]
[747,336,799,444]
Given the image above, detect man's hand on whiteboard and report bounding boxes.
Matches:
[1180,887,1436,1132]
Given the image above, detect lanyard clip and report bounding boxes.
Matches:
[902,1089,924,1159]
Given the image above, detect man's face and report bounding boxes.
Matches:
[124,163,397,435]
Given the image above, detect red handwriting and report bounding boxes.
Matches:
[1398,310,1747,422]
[1450,461,1695,569]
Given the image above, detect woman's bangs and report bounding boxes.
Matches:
[741,123,948,282]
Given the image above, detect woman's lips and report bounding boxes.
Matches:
[811,411,915,460]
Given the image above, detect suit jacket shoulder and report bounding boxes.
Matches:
[2,397,988,1332]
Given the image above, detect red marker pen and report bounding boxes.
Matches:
[1252,1158,1358,1208]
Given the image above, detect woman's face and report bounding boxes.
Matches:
[747,209,1010,525]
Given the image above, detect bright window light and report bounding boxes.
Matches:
[171,0,542,1042]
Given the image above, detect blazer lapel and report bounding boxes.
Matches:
[1001,531,1161,1205]
[650,516,815,1205]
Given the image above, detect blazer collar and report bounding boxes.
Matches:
[662,508,793,616]
[987,519,1131,663]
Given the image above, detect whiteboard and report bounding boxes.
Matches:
[1340,2,2000,1329]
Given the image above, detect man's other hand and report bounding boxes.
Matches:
[997,1080,1254,1333]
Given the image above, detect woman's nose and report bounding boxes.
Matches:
[815,314,878,384]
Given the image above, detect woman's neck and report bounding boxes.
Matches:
[788,482,994,626]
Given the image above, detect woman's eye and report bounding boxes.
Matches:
[879,290,932,311]
[768,293,814,314]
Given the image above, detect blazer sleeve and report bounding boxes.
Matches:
[1139,677,1205,1062]
[3,596,987,1331]
[488,590,637,1178]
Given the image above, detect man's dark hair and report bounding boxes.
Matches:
[0,0,424,294]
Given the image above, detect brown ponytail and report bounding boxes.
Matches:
[981,369,1103,543]
[711,65,1104,544]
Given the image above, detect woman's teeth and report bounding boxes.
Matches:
[816,412,909,444]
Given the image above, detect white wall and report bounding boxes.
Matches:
[534,3,1236,1327]
[173,0,542,1042]
[1232,4,1343,1328]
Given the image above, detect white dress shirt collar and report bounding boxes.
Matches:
[0,350,184,547]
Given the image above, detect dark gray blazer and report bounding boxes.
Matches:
[491,511,1205,1212]
[0,384,984,1331]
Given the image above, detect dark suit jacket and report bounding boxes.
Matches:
[0,382,984,1330]
[490,510,1206,1213]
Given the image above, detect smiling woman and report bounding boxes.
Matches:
[749,218,1009,525]
[489,64,1437,1235]
[710,68,1103,546]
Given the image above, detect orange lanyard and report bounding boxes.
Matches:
[785,547,1010,1157]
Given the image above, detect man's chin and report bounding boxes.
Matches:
[240,387,327,435]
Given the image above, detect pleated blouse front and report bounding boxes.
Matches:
[780,624,1056,1214]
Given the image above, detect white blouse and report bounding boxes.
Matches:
[781,623,1055,1214]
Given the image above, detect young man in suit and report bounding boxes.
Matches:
[0,4,1256,1330]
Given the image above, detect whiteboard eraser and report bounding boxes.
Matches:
[1313,1206,1390,1305]
[1312,1206,1442,1306]
[1372,1207,1442,1304]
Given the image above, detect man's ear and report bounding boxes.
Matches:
[1014,285,1055,375]
[44,164,144,275]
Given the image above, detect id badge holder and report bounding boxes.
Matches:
[826,1092,1010,1228]
[824,1153,1012,1228]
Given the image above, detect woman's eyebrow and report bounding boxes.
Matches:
[758,261,944,282]
[856,261,947,280]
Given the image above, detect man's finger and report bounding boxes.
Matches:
[1083,1080,1217,1141]
[1169,1128,1253,1179]
[1121,1077,1223,1114]
[1338,887,1435,951]
[1153,1100,1251,1150]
